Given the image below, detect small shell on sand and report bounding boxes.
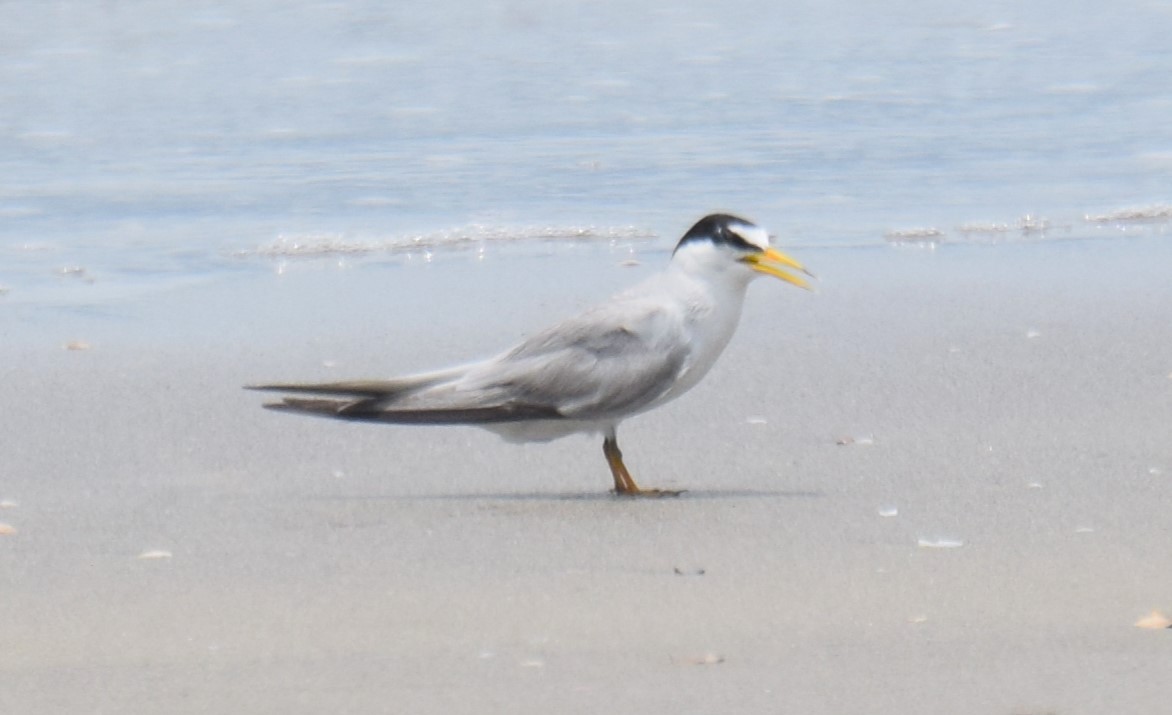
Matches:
[836,435,875,446]
[137,549,173,560]
[1134,611,1172,629]
[0,523,17,536]
[64,340,91,351]
[685,653,725,665]
[918,537,964,549]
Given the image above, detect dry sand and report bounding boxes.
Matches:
[2,236,1171,714]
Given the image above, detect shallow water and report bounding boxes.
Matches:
[1,0,1170,304]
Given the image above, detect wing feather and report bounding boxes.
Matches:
[464,297,691,419]
[246,366,466,400]
[263,397,560,424]
[251,294,692,425]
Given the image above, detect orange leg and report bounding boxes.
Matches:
[602,433,683,497]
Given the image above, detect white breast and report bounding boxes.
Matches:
[662,275,749,402]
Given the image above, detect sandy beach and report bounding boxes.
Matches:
[5,0,1172,710]
[2,234,1170,713]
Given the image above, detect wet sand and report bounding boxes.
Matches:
[2,236,1171,714]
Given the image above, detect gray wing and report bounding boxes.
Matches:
[464,297,691,420]
[249,297,691,424]
[249,364,557,423]
[249,368,465,400]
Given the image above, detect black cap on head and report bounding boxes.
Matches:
[673,214,762,255]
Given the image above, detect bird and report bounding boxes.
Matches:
[249,213,812,496]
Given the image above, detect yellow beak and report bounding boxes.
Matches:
[743,247,813,290]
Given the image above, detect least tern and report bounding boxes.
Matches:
[250,214,811,496]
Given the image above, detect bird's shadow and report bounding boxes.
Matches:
[314,488,825,503]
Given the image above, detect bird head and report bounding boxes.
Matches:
[672,214,812,290]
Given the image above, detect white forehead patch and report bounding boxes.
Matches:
[728,222,771,251]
